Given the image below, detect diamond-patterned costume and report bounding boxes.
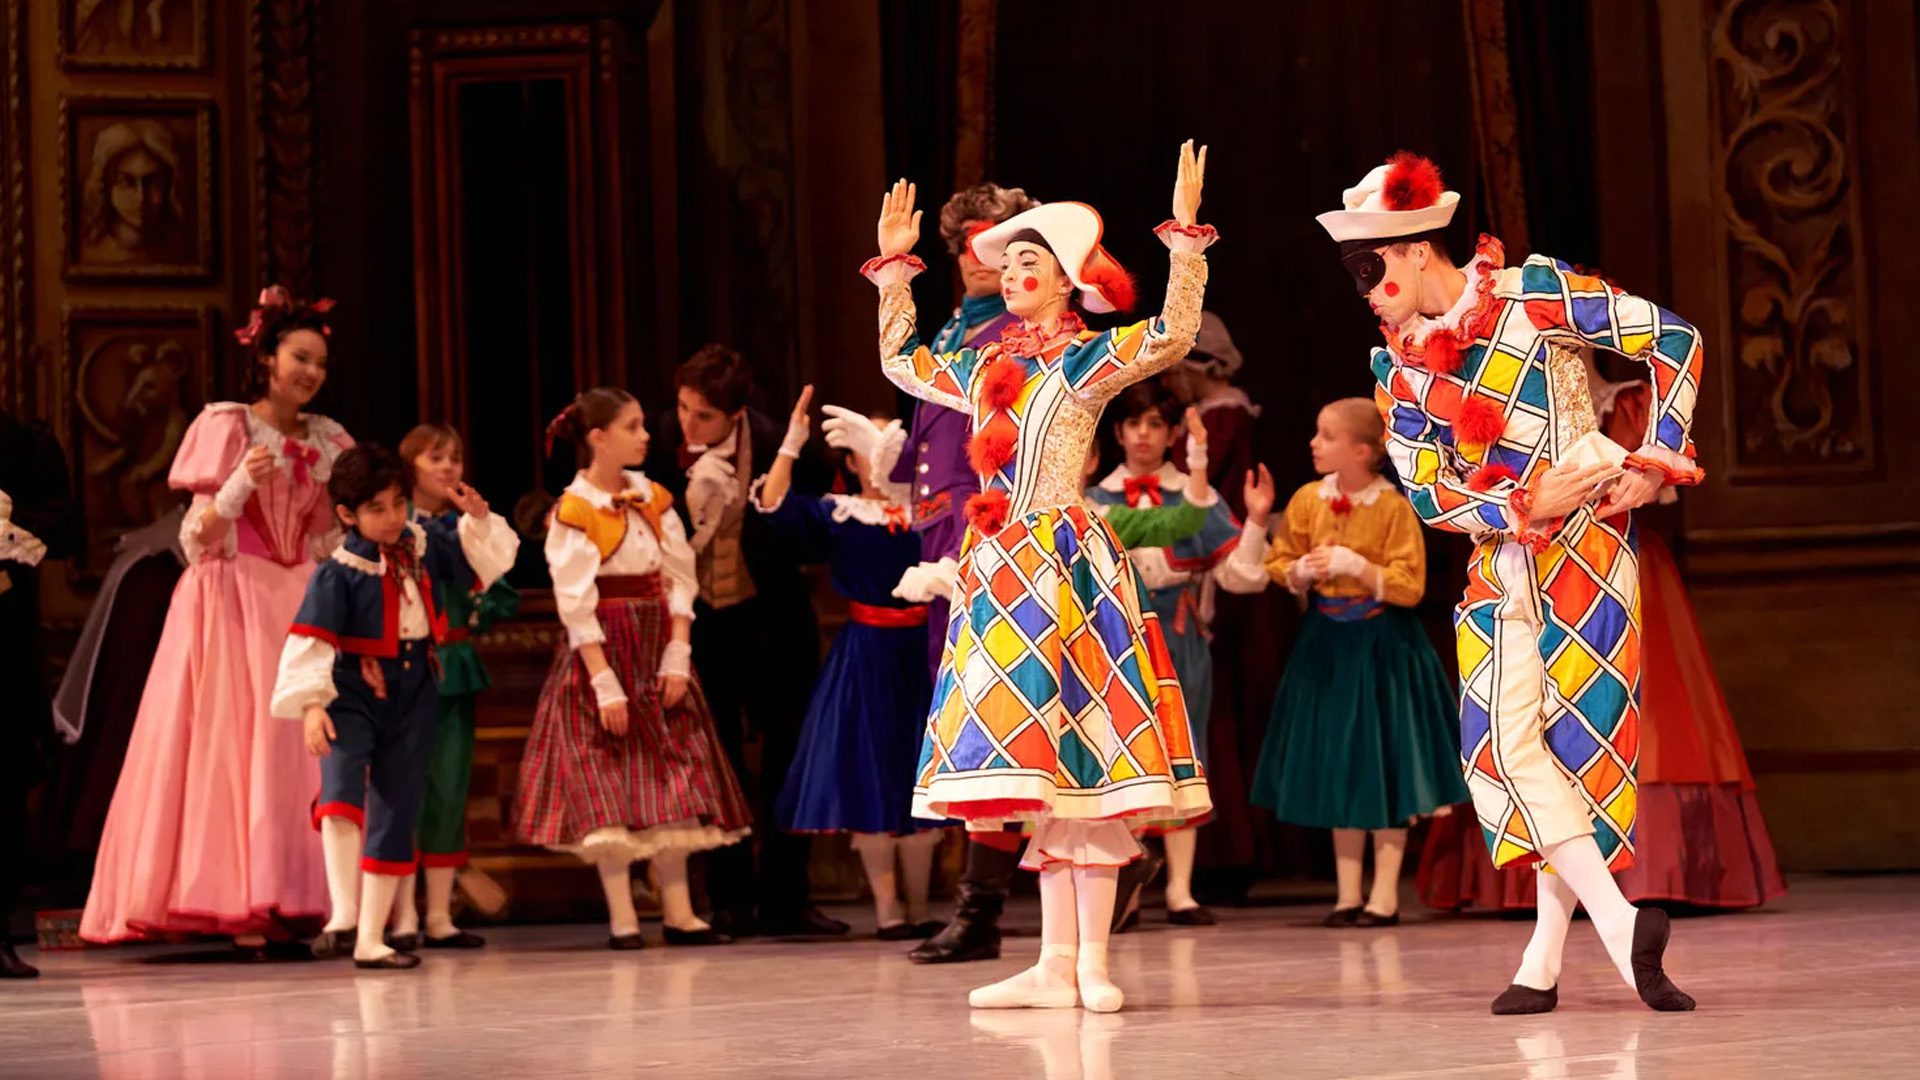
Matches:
[863,225,1216,829]
[1372,236,1704,872]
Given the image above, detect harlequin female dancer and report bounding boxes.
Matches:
[82,287,351,951]
[863,141,1216,1012]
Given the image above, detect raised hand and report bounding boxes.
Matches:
[780,384,815,459]
[821,404,885,459]
[1242,464,1276,524]
[1172,139,1208,228]
[876,178,923,258]
[446,481,490,519]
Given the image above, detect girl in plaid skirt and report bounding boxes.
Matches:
[512,388,752,949]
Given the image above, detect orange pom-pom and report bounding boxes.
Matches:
[967,424,1017,477]
[1382,151,1445,212]
[1079,246,1136,313]
[980,355,1027,411]
[1420,330,1463,374]
[1456,394,1508,447]
[965,489,1011,535]
[1468,463,1518,492]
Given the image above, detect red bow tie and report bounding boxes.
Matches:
[676,445,703,470]
[1122,474,1164,508]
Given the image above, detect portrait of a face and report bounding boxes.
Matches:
[62,0,208,71]
[62,97,215,280]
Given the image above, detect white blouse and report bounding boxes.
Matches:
[548,471,698,650]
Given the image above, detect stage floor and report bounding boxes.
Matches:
[4,874,1915,1079]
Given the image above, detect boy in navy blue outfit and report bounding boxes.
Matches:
[271,445,516,969]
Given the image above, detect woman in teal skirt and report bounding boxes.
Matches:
[1226,398,1467,926]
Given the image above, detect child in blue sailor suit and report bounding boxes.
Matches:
[270,444,517,969]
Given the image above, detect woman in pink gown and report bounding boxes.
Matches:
[81,288,353,948]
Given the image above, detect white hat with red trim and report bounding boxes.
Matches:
[1316,152,1460,244]
[970,202,1136,314]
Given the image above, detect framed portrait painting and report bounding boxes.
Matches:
[60,94,217,281]
[59,0,210,72]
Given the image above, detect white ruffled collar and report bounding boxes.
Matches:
[1097,461,1184,496]
[565,470,653,511]
[218,402,348,482]
[1318,474,1393,507]
[1390,239,1502,347]
[822,493,911,527]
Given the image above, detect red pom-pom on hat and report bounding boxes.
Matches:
[1456,394,1508,447]
[1079,245,1136,313]
[1382,151,1445,212]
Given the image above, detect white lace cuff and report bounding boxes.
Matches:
[659,639,692,679]
[590,668,628,709]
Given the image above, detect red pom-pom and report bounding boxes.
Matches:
[1468,463,1519,492]
[980,355,1026,411]
[1456,394,1508,446]
[965,489,1011,535]
[1079,246,1136,313]
[1419,330,1463,374]
[1382,151,1445,212]
[967,424,1017,477]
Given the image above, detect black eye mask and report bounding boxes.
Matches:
[1341,249,1386,296]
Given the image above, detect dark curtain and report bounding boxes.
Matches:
[879,0,962,344]
[1505,0,1601,266]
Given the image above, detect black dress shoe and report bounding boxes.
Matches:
[708,910,756,940]
[1491,983,1558,1015]
[422,930,486,949]
[908,914,1001,964]
[0,941,38,979]
[353,951,422,970]
[310,929,357,960]
[1167,905,1217,927]
[759,905,850,937]
[1355,910,1400,928]
[661,925,732,946]
[607,932,647,951]
[1110,853,1163,934]
[385,932,421,953]
[1630,908,1696,1011]
[875,922,918,942]
[1321,907,1363,928]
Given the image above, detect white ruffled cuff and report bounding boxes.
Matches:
[1153,220,1220,254]
[590,668,628,709]
[213,465,257,519]
[658,639,692,679]
[860,253,928,287]
[270,636,338,719]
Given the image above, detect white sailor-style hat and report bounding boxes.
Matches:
[1315,152,1459,244]
[970,202,1135,313]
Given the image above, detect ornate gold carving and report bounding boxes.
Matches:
[250,0,321,299]
[953,0,996,189]
[1463,0,1530,253]
[1710,0,1871,475]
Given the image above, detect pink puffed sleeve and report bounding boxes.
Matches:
[168,404,251,495]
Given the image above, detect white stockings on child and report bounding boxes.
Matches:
[596,854,641,938]
[970,819,1131,1013]
[851,833,904,928]
[423,865,461,938]
[1162,827,1199,912]
[1368,828,1407,916]
[898,830,942,925]
[320,816,363,933]
[1514,865,1578,991]
[354,874,403,962]
[648,850,709,933]
[1538,835,1639,989]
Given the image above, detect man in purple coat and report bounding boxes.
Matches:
[823,182,1036,965]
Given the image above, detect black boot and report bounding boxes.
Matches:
[0,938,37,979]
[908,838,1018,964]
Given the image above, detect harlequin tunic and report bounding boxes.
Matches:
[864,223,1217,828]
[1372,236,1705,871]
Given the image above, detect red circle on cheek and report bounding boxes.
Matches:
[1021,276,1039,293]
[1383,282,1401,298]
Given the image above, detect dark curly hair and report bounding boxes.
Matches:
[235,285,334,396]
[675,344,754,414]
[1112,378,1182,428]
[938,183,1040,256]
[328,444,409,512]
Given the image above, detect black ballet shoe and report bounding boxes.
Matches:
[661,925,733,947]
[1491,983,1559,1015]
[384,932,421,953]
[1354,910,1400,928]
[1166,905,1217,927]
[310,929,357,960]
[607,932,647,951]
[422,930,486,949]
[1321,907,1363,928]
[0,940,39,979]
[1630,908,1697,1011]
[758,905,850,938]
[353,951,422,970]
[875,921,919,942]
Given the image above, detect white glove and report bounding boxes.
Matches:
[1322,545,1371,580]
[1284,558,1318,593]
[820,405,887,459]
[658,639,692,680]
[1184,431,1208,488]
[892,557,959,603]
[589,668,628,709]
[685,454,740,520]
[778,409,810,460]
[0,518,47,568]
[213,459,259,519]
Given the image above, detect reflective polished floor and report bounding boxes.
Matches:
[3,874,1914,1079]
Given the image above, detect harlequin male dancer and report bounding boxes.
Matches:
[823,181,1039,964]
[1318,153,1700,1014]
